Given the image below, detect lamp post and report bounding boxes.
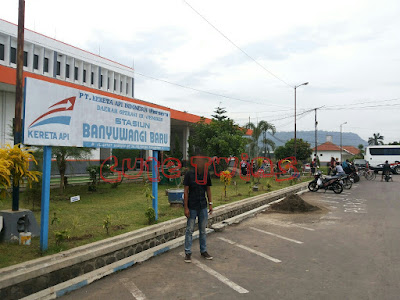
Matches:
[340,122,347,163]
[294,82,309,158]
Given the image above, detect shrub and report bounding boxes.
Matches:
[103,215,111,235]
[54,230,70,246]
[145,207,156,224]
[220,170,232,198]
[0,144,40,199]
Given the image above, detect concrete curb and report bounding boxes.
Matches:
[21,229,214,300]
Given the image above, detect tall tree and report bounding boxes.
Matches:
[211,106,228,121]
[274,138,312,162]
[368,133,384,145]
[245,120,276,158]
[188,117,247,173]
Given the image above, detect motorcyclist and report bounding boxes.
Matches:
[333,161,346,178]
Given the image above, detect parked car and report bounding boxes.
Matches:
[353,159,367,169]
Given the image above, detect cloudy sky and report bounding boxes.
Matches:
[1,0,400,143]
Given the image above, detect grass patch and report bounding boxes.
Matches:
[0,174,310,268]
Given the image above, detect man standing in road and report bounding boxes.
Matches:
[183,155,213,263]
[381,160,391,181]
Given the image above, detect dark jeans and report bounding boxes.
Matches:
[184,208,208,255]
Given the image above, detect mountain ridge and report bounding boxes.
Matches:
[260,130,368,148]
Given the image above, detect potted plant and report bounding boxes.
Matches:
[167,175,184,205]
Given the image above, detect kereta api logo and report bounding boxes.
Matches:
[29,96,76,129]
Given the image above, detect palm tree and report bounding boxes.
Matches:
[368,133,384,145]
[245,120,276,158]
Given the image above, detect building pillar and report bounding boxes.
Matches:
[60,53,66,80]
[88,63,92,86]
[99,148,112,163]
[182,125,190,161]
[122,75,127,95]
[4,36,11,65]
[110,71,115,92]
[115,73,121,94]
[103,69,108,91]
[78,60,84,84]
[28,43,34,72]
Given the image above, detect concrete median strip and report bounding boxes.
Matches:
[21,229,213,300]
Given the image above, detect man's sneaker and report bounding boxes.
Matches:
[201,252,213,260]
[184,253,192,263]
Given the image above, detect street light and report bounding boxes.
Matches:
[294,82,309,158]
[340,121,347,163]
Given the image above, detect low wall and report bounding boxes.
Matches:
[0,182,308,299]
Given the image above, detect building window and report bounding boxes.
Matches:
[120,81,122,92]
[91,72,94,85]
[66,64,70,78]
[10,47,16,64]
[126,82,128,94]
[83,70,86,83]
[100,75,103,87]
[0,43,4,61]
[107,77,110,90]
[33,54,39,69]
[23,51,28,67]
[74,67,78,81]
[43,57,49,73]
[56,61,61,76]
[114,79,116,91]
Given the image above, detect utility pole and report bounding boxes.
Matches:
[315,108,318,158]
[12,0,25,211]
[312,106,324,160]
[340,122,347,163]
[294,82,309,158]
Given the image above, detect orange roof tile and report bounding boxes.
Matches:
[342,146,360,155]
[313,142,359,155]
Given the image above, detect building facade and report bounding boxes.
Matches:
[0,18,207,174]
[311,141,360,164]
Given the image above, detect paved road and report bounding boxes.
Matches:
[63,177,400,300]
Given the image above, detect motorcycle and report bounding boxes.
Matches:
[308,171,344,194]
[339,174,353,189]
[384,171,393,182]
[345,165,360,183]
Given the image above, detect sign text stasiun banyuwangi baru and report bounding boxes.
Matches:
[23,77,170,150]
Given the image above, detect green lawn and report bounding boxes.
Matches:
[0,174,310,268]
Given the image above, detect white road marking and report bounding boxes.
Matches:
[120,278,147,300]
[179,253,249,293]
[319,199,340,204]
[217,237,281,263]
[249,227,303,244]
[260,219,315,231]
[290,224,315,231]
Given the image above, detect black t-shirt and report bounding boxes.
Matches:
[383,163,391,172]
[183,169,212,210]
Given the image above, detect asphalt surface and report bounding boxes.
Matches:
[62,176,400,300]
